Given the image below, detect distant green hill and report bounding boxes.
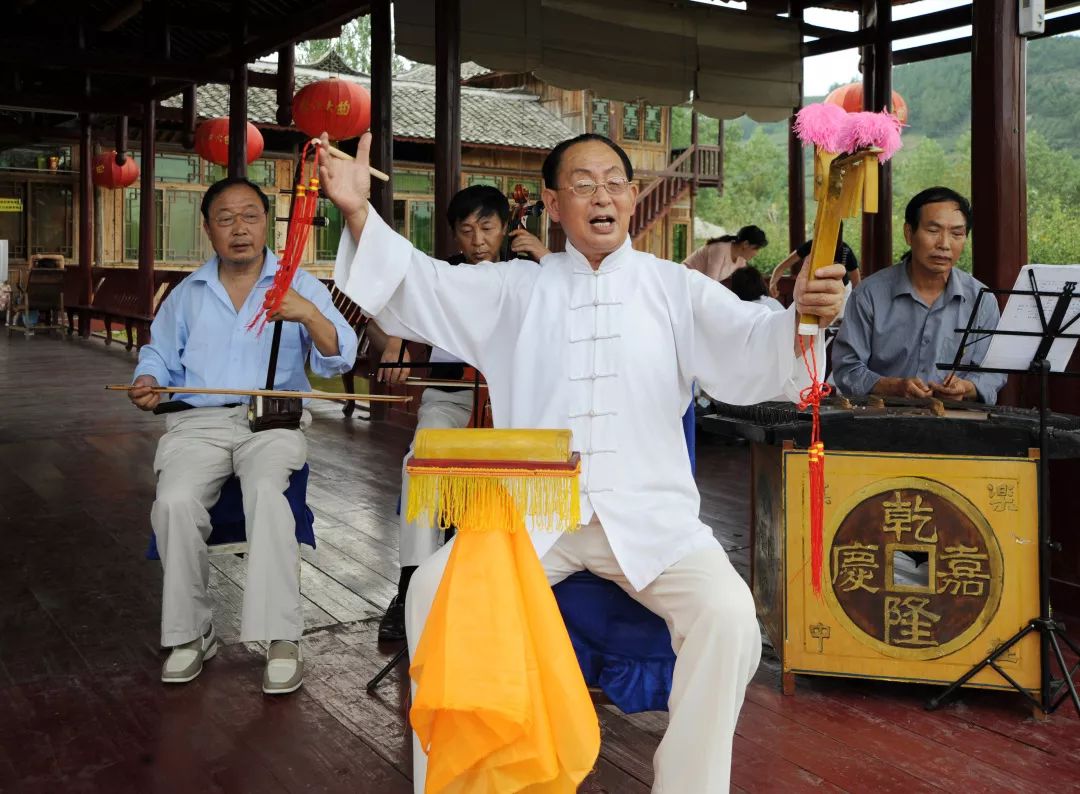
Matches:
[676,35,1080,156]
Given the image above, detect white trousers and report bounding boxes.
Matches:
[398,388,474,567]
[404,520,762,793]
[151,406,307,647]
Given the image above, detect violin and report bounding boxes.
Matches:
[501,183,545,262]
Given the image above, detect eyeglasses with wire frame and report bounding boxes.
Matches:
[212,210,266,228]
[557,176,632,198]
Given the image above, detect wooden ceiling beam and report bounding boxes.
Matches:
[802,3,972,57]
[0,92,142,116]
[0,45,232,84]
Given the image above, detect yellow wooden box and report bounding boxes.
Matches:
[755,448,1040,694]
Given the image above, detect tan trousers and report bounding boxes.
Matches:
[399,388,475,567]
[151,406,307,647]
[404,520,761,793]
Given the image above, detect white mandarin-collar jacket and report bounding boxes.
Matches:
[335,207,820,589]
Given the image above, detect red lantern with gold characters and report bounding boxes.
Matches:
[92,150,140,189]
[292,77,371,141]
[824,81,909,125]
[194,117,265,166]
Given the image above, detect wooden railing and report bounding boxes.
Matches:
[630,144,724,240]
[630,147,694,240]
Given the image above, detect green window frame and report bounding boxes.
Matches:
[123,188,165,262]
[644,105,663,143]
[316,197,344,261]
[591,98,611,137]
[408,200,435,255]
[622,103,642,141]
[397,170,435,194]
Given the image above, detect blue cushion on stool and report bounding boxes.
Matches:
[146,463,315,560]
[553,571,675,713]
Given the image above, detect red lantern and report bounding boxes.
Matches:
[92,150,140,189]
[194,117,265,166]
[824,81,909,125]
[292,77,371,141]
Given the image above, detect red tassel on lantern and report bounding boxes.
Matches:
[798,335,831,597]
[194,117,264,166]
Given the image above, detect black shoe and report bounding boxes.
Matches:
[378,595,406,642]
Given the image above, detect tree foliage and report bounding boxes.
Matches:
[297,15,412,75]
[682,35,1080,272]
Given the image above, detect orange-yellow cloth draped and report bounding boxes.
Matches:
[406,429,599,794]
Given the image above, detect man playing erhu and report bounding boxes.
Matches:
[129,177,357,694]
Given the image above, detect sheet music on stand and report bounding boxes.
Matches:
[982,264,1080,372]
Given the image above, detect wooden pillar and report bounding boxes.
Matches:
[276,45,295,127]
[138,98,157,318]
[181,85,197,150]
[228,65,249,178]
[370,1,394,222]
[434,0,461,259]
[690,111,699,195]
[971,0,1027,291]
[78,113,93,337]
[861,0,893,273]
[789,2,805,252]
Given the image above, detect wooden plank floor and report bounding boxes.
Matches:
[1,332,1078,793]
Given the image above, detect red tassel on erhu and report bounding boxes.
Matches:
[798,334,831,597]
[248,141,322,335]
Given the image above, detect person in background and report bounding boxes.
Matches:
[731,265,785,312]
[832,187,1007,404]
[683,224,768,282]
[769,225,860,300]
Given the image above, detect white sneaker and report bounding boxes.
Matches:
[162,625,218,684]
[262,640,304,695]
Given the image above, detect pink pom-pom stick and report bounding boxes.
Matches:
[843,110,903,162]
[793,103,849,152]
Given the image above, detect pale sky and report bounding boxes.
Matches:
[704,0,1078,97]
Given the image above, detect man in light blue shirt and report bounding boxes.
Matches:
[832,187,1007,404]
[127,177,357,694]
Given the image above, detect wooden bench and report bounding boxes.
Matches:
[66,268,186,351]
[7,254,66,338]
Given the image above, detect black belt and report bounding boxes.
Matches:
[153,400,243,415]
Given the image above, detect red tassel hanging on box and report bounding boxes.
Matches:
[248,140,322,335]
[798,334,831,597]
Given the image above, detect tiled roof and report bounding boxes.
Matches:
[162,62,574,151]
[394,61,492,84]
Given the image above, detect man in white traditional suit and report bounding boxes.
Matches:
[320,131,845,792]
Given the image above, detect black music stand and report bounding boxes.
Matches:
[927,269,1080,717]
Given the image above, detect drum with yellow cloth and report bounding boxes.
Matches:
[405,428,600,794]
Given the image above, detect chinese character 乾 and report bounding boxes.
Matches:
[832,542,881,593]
[882,491,937,543]
[937,544,991,597]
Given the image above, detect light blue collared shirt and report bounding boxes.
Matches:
[832,260,1007,404]
[134,249,358,407]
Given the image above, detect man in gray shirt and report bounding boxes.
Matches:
[832,187,1007,404]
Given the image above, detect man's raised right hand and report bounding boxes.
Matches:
[318,132,371,238]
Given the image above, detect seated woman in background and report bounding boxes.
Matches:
[683,225,768,282]
[730,266,785,312]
